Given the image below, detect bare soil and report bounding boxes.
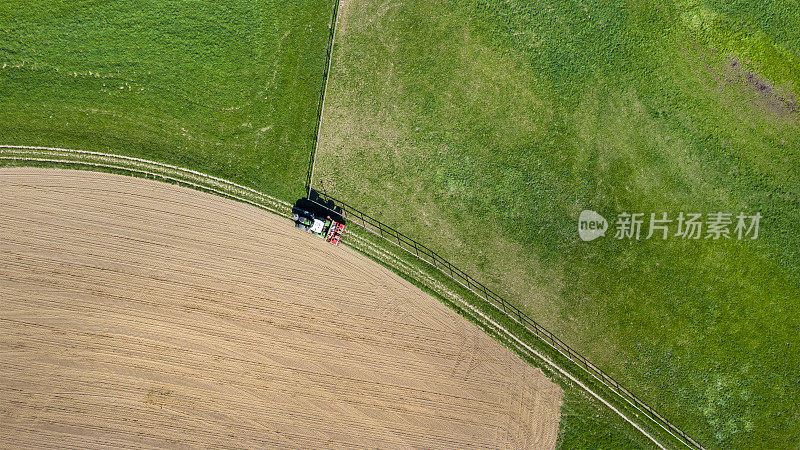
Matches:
[0,168,561,448]
[726,57,799,120]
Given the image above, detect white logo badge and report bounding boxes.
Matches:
[578,210,607,242]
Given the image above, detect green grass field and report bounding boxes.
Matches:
[315,0,800,447]
[0,1,649,447]
[3,0,799,447]
[0,0,334,201]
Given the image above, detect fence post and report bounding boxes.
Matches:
[413,240,419,257]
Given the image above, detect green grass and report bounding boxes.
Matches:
[0,0,641,446]
[0,0,335,201]
[557,392,648,449]
[316,0,800,447]
[3,0,799,446]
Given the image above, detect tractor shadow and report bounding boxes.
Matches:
[293,189,346,224]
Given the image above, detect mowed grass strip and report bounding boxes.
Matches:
[0,0,335,201]
[316,0,800,447]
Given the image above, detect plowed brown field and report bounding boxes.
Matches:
[0,168,561,448]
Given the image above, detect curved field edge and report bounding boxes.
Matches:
[0,146,292,218]
[1,147,680,448]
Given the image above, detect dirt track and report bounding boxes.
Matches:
[0,168,562,448]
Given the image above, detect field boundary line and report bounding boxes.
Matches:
[0,145,291,209]
[306,0,343,198]
[0,156,291,220]
[0,148,293,221]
